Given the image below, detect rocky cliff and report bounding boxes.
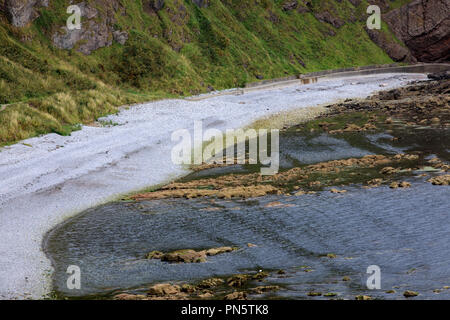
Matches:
[0,0,448,61]
[0,0,48,27]
[384,0,450,62]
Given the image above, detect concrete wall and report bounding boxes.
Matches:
[187,63,450,101]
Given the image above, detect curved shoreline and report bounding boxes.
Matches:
[0,73,429,299]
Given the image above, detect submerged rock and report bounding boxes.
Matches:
[428,175,450,186]
[307,292,322,297]
[224,291,247,300]
[147,246,237,263]
[227,274,251,288]
[403,290,419,298]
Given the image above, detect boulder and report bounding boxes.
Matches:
[161,249,207,263]
[249,286,280,294]
[114,293,147,300]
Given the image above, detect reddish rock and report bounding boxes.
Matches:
[383,0,450,62]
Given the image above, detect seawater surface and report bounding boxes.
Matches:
[46,127,450,300]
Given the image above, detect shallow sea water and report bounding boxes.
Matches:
[45,127,450,300]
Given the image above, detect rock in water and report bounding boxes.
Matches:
[403,290,419,298]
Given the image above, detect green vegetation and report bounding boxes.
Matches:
[0,0,413,145]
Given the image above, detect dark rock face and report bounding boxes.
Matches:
[52,1,128,55]
[384,0,450,62]
[366,28,417,63]
[1,0,48,27]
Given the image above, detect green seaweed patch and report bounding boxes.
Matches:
[291,111,385,134]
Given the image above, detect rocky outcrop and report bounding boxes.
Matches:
[428,175,450,186]
[1,0,48,27]
[52,1,128,55]
[147,247,238,263]
[383,0,450,62]
[366,28,417,63]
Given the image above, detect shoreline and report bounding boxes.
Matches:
[0,72,428,299]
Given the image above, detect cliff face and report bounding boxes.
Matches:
[384,0,450,62]
[51,1,125,55]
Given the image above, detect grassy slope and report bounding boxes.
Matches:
[0,0,412,145]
